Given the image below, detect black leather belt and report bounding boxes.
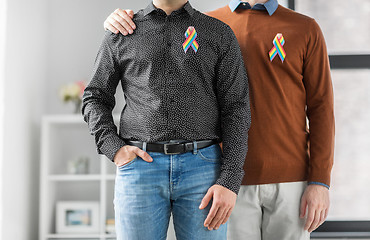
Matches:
[125,139,218,155]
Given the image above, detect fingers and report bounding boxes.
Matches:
[316,208,329,231]
[111,13,132,35]
[126,9,134,18]
[304,205,315,231]
[207,207,226,230]
[318,209,326,226]
[107,15,128,35]
[213,207,230,230]
[300,197,307,218]
[302,196,330,232]
[222,207,233,224]
[204,201,220,230]
[324,208,329,220]
[308,209,321,232]
[116,157,134,167]
[301,185,330,232]
[112,12,134,34]
[133,147,153,162]
[200,185,237,231]
[115,8,136,33]
[104,21,119,34]
[199,189,213,210]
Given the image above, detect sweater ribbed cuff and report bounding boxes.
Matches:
[308,169,331,188]
[308,181,330,189]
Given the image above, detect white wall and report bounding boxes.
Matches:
[0,0,7,237]
[1,0,48,238]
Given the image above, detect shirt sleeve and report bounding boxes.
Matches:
[303,20,335,187]
[81,31,126,162]
[214,24,251,194]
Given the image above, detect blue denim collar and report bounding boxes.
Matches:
[228,0,278,16]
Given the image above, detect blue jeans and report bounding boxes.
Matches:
[114,143,227,240]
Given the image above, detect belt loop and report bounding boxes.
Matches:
[142,141,147,152]
[192,141,198,154]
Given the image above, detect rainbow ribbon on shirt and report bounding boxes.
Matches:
[183,26,199,53]
[269,33,286,62]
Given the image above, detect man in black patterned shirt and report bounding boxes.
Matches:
[82,0,250,239]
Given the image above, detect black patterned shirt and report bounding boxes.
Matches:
[82,2,251,193]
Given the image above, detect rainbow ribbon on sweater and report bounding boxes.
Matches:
[183,26,199,53]
[269,33,286,62]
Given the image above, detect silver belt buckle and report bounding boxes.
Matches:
[163,142,181,155]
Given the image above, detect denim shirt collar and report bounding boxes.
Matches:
[228,0,278,16]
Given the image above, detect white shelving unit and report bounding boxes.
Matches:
[39,114,119,240]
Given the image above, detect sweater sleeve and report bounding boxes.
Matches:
[303,19,335,187]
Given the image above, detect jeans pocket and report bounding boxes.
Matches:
[117,157,138,170]
[198,144,222,163]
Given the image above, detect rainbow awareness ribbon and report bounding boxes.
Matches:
[269,33,286,62]
[183,26,199,53]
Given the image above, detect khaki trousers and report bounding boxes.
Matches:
[227,182,310,240]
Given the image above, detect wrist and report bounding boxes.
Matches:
[308,181,330,190]
[113,145,129,163]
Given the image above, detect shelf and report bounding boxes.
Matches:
[43,114,85,125]
[42,114,120,125]
[105,174,116,181]
[46,233,116,239]
[48,174,102,181]
[47,174,116,181]
[40,114,120,240]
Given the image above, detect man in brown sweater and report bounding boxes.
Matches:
[102,0,334,239]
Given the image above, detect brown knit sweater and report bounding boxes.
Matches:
[208,5,335,186]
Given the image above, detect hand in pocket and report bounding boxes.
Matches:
[114,145,153,167]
